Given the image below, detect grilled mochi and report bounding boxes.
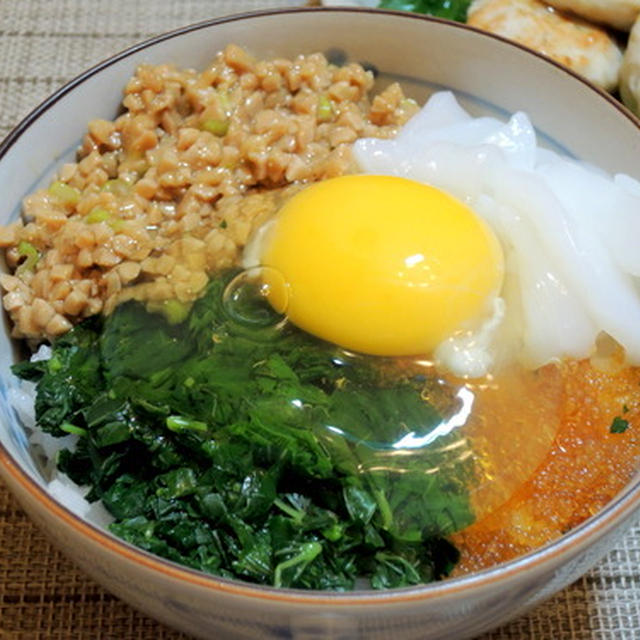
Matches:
[467,0,623,91]
[543,0,640,31]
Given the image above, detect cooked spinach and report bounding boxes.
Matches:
[13,273,475,590]
[378,0,471,22]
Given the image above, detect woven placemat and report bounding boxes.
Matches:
[2,1,640,638]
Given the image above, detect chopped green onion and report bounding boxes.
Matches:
[316,95,333,122]
[166,415,208,433]
[218,90,232,114]
[273,542,322,588]
[101,179,130,196]
[47,355,63,374]
[400,97,418,108]
[147,299,191,325]
[201,118,230,137]
[163,299,191,325]
[60,422,88,437]
[274,497,305,523]
[85,207,112,224]
[322,522,344,542]
[48,181,81,206]
[16,240,40,275]
[83,207,124,230]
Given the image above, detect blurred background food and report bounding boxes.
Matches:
[319,0,640,113]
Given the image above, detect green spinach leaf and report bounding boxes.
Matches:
[378,0,471,22]
[13,273,476,590]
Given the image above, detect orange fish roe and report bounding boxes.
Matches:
[452,359,640,574]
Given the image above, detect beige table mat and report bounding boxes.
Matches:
[1,1,640,638]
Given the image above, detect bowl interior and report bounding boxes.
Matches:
[1,6,640,595]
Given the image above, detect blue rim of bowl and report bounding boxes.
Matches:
[1,6,640,605]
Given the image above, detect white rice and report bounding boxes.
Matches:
[11,345,114,527]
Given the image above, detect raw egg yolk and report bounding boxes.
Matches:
[260,175,504,356]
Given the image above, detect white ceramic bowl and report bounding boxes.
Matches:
[1,8,640,640]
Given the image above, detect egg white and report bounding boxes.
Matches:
[242,218,274,270]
